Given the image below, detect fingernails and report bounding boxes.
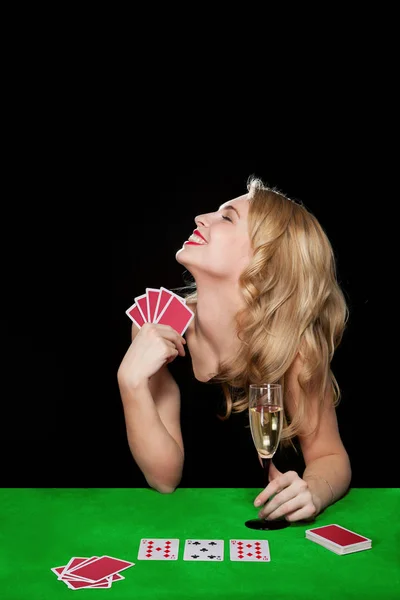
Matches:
[254,499,261,507]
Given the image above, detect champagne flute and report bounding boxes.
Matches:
[245,383,290,530]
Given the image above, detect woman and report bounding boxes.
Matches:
[117,176,352,523]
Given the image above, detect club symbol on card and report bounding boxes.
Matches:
[183,540,224,562]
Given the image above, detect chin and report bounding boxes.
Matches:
[175,247,188,265]
[175,248,183,261]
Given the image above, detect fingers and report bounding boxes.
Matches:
[141,323,187,356]
[284,505,317,522]
[257,485,297,518]
[259,491,312,521]
[254,470,297,507]
[165,349,179,364]
[254,471,317,523]
[164,340,180,362]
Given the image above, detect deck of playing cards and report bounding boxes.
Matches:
[51,555,135,589]
[305,524,372,555]
[126,286,194,335]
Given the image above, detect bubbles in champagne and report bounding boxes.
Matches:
[249,405,283,458]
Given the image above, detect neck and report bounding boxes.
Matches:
[187,281,244,381]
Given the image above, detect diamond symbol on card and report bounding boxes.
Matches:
[246,544,253,548]
[156,547,162,552]
[146,552,152,558]
[247,552,253,557]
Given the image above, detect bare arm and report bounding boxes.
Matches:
[286,356,352,514]
[254,356,351,521]
[117,323,185,494]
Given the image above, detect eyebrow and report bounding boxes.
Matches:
[218,204,240,219]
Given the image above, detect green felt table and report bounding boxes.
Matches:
[0,487,399,599]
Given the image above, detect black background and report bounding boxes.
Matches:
[1,153,393,489]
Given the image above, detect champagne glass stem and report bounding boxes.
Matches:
[261,457,270,489]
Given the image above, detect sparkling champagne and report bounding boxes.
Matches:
[249,405,283,458]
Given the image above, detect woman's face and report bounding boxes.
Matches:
[176,194,253,282]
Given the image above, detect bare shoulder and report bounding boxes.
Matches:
[285,352,339,437]
[285,353,348,463]
[286,352,332,405]
[284,353,319,419]
[285,353,304,392]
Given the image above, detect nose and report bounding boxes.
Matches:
[195,212,211,227]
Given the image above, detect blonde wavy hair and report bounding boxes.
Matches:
[181,176,348,445]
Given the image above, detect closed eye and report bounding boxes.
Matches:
[222,215,232,222]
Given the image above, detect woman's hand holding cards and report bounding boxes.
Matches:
[117,321,185,493]
[118,323,186,390]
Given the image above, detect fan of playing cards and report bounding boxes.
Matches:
[51,555,135,590]
[126,287,194,335]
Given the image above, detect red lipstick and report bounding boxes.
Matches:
[193,229,207,242]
